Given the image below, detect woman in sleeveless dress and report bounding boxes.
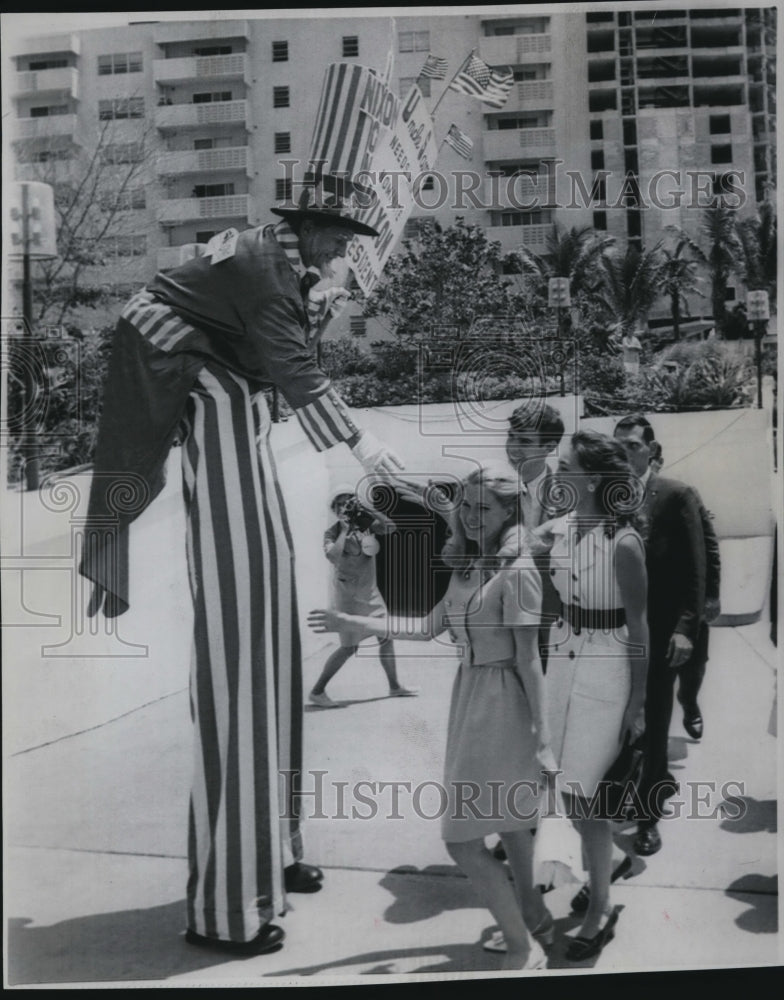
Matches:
[539,430,649,962]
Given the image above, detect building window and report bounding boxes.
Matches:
[593,210,608,230]
[710,113,731,135]
[623,120,637,145]
[493,114,550,130]
[275,178,293,201]
[97,52,142,75]
[103,234,147,257]
[193,138,214,149]
[193,183,236,198]
[590,120,603,141]
[30,104,68,117]
[21,147,74,163]
[194,45,231,56]
[273,87,290,108]
[342,36,359,58]
[101,187,147,210]
[274,132,291,154]
[711,144,732,164]
[28,57,68,70]
[399,30,430,52]
[420,175,435,191]
[626,210,642,237]
[591,150,605,170]
[400,76,430,97]
[350,316,367,337]
[196,230,217,243]
[272,40,288,62]
[192,91,232,104]
[497,209,553,227]
[98,97,145,120]
[101,142,144,164]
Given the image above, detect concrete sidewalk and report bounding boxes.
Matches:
[3,596,780,986]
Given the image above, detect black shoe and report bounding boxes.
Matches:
[492,840,507,861]
[185,924,285,955]
[565,905,622,962]
[683,708,703,741]
[284,861,324,893]
[633,825,662,856]
[570,855,634,914]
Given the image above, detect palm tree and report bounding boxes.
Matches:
[735,199,777,299]
[594,243,665,338]
[509,225,616,330]
[658,234,707,341]
[701,202,743,337]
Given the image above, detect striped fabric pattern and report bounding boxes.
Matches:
[308,62,382,178]
[420,54,448,80]
[181,363,303,942]
[448,54,514,110]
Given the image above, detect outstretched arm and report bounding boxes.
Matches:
[308,596,449,644]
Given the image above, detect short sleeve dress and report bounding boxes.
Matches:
[440,554,544,843]
[544,516,643,796]
[325,521,388,647]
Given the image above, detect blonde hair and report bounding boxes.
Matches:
[441,463,530,571]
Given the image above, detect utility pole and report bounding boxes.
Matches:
[7,182,58,490]
[746,290,770,410]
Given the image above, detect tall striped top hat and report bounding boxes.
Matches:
[271,171,379,238]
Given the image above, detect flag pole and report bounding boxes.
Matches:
[431,48,474,117]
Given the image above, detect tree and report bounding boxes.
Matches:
[362,217,519,340]
[12,115,155,330]
[594,243,664,338]
[658,234,706,341]
[508,225,616,332]
[700,201,743,338]
[735,199,777,299]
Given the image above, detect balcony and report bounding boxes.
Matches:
[11,67,79,99]
[153,19,250,45]
[479,33,552,65]
[486,224,554,254]
[153,53,250,85]
[157,194,251,224]
[499,80,554,111]
[155,99,250,131]
[11,114,81,142]
[14,32,80,57]
[157,145,252,176]
[157,245,208,270]
[484,128,556,161]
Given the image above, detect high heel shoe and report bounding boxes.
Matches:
[570,855,633,914]
[482,910,554,954]
[522,940,548,970]
[565,905,622,962]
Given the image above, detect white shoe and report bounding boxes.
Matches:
[389,687,419,697]
[309,691,340,708]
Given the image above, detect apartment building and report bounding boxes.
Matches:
[6,8,776,334]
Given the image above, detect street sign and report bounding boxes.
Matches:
[746,290,770,321]
[548,276,571,307]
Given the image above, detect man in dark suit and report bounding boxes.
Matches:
[614,414,719,857]
[505,402,565,672]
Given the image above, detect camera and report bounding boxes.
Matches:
[342,497,375,532]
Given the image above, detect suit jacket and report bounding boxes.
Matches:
[642,473,708,654]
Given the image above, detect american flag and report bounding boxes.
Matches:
[448,53,514,109]
[419,54,448,80]
[444,123,473,160]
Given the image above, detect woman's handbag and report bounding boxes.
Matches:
[601,732,646,822]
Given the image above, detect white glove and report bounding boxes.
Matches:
[350,430,404,476]
[360,534,380,556]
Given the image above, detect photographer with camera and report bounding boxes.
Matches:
[308,485,419,707]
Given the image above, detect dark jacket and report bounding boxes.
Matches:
[643,473,708,653]
[80,226,354,616]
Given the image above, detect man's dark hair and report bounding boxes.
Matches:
[614,413,656,445]
[508,403,565,449]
